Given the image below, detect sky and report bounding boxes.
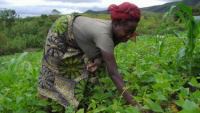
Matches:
[0,0,182,17]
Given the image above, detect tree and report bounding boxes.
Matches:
[0,9,18,37]
[51,9,61,15]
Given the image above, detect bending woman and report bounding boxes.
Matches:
[38,2,141,111]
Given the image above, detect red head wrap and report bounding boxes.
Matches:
[108,2,141,22]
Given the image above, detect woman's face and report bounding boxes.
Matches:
[113,20,138,43]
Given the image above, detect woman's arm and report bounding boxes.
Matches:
[101,50,141,109]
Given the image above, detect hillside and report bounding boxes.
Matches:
[84,0,200,14]
[84,10,110,14]
[140,1,182,13]
[141,0,200,12]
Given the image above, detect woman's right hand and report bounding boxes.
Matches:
[87,57,102,73]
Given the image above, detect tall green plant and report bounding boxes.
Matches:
[160,3,200,77]
[0,52,28,86]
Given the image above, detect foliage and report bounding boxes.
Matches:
[0,12,61,55]
[160,3,200,77]
[0,9,18,37]
[0,34,199,112]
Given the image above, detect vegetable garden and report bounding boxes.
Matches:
[0,4,199,113]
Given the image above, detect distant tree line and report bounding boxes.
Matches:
[0,8,62,55]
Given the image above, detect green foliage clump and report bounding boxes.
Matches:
[0,12,61,55]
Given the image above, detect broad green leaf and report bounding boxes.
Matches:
[16,108,28,113]
[5,97,12,102]
[38,100,49,106]
[76,108,84,113]
[93,105,107,113]
[125,106,139,113]
[180,87,189,95]
[16,96,23,104]
[182,99,198,110]
[142,105,150,110]
[88,100,96,110]
[188,77,200,88]
[174,95,185,107]
[157,94,167,101]
[144,99,164,112]
[192,90,200,99]
[178,108,200,113]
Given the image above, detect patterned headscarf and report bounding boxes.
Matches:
[108,2,141,22]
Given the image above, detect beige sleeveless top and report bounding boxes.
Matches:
[73,16,114,60]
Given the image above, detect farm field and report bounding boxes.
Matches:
[0,33,200,113]
[0,2,200,113]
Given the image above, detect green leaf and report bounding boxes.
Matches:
[0,104,2,110]
[93,105,107,113]
[125,106,139,113]
[156,26,167,34]
[0,94,3,100]
[16,96,23,104]
[76,108,84,113]
[65,105,75,113]
[144,99,164,112]
[178,108,200,113]
[158,41,164,57]
[142,105,150,110]
[157,94,167,101]
[174,95,185,107]
[112,100,120,111]
[176,47,186,67]
[5,97,12,102]
[162,5,176,23]
[192,91,200,99]
[175,11,188,24]
[16,108,28,113]
[180,87,189,95]
[188,77,200,88]
[36,111,46,113]
[193,16,200,37]
[88,100,96,110]
[182,99,198,110]
[38,100,49,106]
[176,3,193,20]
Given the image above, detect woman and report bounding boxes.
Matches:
[38,2,141,111]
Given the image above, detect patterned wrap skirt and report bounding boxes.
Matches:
[37,15,105,109]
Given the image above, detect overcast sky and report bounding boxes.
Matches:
[0,0,182,17]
